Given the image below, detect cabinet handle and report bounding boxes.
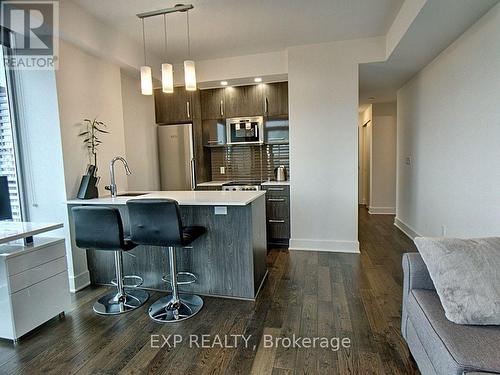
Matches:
[268,187,285,191]
[268,219,285,223]
[207,140,220,144]
[190,158,196,190]
[268,137,285,141]
[187,101,191,118]
[265,97,269,114]
[220,100,224,117]
[268,198,285,202]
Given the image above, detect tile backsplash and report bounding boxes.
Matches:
[210,144,289,181]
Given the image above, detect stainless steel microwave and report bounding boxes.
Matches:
[226,116,264,145]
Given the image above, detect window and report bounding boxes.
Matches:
[0,45,23,221]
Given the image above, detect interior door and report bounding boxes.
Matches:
[157,124,194,190]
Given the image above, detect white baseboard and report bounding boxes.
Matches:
[289,239,360,253]
[394,217,421,240]
[69,270,91,293]
[368,206,396,215]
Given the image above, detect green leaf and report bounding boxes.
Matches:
[95,128,109,133]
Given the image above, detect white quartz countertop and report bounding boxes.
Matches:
[0,237,64,258]
[261,181,290,186]
[0,222,63,245]
[67,190,266,206]
[196,181,232,187]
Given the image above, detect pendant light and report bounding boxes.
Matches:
[183,9,197,91]
[161,14,174,93]
[140,18,153,95]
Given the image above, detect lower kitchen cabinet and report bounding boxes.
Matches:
[262,184,290,246]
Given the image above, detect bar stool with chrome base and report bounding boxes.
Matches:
[127,199,206,322]
[72,206,149,315]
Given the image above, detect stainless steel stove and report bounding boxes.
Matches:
[222,181,261,191]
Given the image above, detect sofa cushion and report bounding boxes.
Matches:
[407,289,500,375]
[414,237,500,325]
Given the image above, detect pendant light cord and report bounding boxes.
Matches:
[142,18,147,65]
[186,10,191,58]
[163,14,168,59]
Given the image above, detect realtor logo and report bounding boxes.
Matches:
[1,0,59,69]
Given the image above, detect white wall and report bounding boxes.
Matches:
[288,38,385,253]
[55,40,130,290]
[396,4,500,238]
[370,102,397,214]
[13,69,74,283]
[56,40,128,198]
[120,71,160,190]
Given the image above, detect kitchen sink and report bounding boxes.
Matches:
[117,192,148,197]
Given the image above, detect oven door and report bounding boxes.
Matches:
[226,117,263,145]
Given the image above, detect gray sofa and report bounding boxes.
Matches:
[402,253,500,375]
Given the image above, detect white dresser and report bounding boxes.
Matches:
[0,223,70,342]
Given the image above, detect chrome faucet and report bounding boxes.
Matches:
[105,156,131,198]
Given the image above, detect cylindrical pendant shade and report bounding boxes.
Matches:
[184,60,197,91]
[140,66,153,95]
[162,63,174,93]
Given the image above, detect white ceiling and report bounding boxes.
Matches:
[70,0,404,63]
[359,0,499,105]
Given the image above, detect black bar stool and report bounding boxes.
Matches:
[72,206,149,315]
[127,199,206,322]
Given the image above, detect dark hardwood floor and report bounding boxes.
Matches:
[0,206,419,374]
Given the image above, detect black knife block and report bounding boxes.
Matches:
[77,175,99,199]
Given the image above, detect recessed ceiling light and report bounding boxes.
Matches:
[254,77,262,83]
[368,96,376,101]
[220,81,228,86]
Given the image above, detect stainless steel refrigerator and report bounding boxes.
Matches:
[157,124,195,190]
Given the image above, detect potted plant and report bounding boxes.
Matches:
[79,118,109,170]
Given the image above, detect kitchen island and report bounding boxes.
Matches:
[67,191,267,300]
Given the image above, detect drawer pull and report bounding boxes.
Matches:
[268,219,285,224]
[268,187,285,191]
[268,198,285,202]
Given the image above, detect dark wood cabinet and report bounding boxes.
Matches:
[264,82,288,117]
[155,82,288,123]
[154,87,200,124]
[262,184,290,245]
[200,88,225,119]
[202,119,226,146]
[224,85,264,118]
[192,118,210,184]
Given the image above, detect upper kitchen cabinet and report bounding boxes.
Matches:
[224,85,264,118]
[202,119,226,146]
[200,88,225,119]
[154,87,200,124]
[263,82,288,117]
